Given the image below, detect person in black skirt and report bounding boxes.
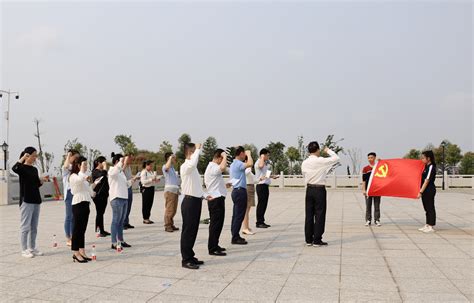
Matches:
[140,160,159,224]
[92,156,110,237]
[417,150,437,233]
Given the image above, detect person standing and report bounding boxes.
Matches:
[163,152,181,232]
[254,149,274,228]
[417,150,437,233]
[242,156,257,235]
[229,147,253,245]
[92,156,110,237]
[204,149,228,256]
[109,153,132,249]
[140,160,159,224]
[123,154,136,230]
[362,152,382,227]
[301,142,340,247]
[62,149,80,246]
[69,156,98,263]
[180,143,211,269]
[12,147,47,258]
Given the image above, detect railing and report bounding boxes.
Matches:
[2,173,472,205]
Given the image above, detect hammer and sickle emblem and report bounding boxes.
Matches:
[375,164,388,178]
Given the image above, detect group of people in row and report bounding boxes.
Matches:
[13,141,437,268]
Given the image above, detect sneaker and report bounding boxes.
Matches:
[21,250,34,258]
[29,249,44,256]
[365,221,371,226]
[418,225,428,232]
[305,243,313,247]
[375,221,382,227]
[423,226,435,233]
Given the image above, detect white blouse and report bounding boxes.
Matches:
[69,172,94,205]
[108,164,131,201]
[140,169,155,188]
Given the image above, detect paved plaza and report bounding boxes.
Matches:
[0,189,472,302]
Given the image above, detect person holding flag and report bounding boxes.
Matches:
[362,152,382,227]
[417,150,437,233]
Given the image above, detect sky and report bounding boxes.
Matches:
[1,0,472,173]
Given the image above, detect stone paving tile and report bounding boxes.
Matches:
[0,189,472,302]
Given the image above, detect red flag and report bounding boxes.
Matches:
[367,159,425,199]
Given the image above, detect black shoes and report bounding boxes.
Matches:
[217,246,226,252]
[256,223,271,228]
[232,238,248,245]
[209,250,227,256]
[111,242,132,249]
[99,231,111,237]
[143,220,154,224]
[172,226,179,231]
[73,255,88,263]
[123,224,134,230]
[192,257,204,265]
[313,241,328,247]
[182,261,199,270]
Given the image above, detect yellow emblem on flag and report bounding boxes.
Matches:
[375,163,388,178]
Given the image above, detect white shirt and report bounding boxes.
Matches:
[245,168,257,185]
[108,163,131,201]
[204,162,227,197]
[69,172,93,205]
[255,159,271,185]
[180,149,204,198]
[301,149,340,185]
[140,170,155,188]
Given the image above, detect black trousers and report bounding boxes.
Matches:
[231,188,247,241]
[256,184,270,225]
[208,196,225,253]
[93,195,108,233]
[365,196,381,222]
[305,186,327,244]
[422,187,436,226]
[142,187,155,220]
[72,201,90,251]
[180,195,202,263]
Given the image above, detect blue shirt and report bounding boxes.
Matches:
[162,165,180,192]
[230,159,246,189]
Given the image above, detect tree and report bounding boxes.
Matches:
[266,141,289,174]
[286,146,301,174]
[243,144,259,165]
[198,137,218,174]
[159,141,173,154]
[114,134,138,155]
[44,152,54,174]
[445,143,463,171]
[33,119,46,173]
[176,133,192,163]
[347,148,362,175]
[64,138,87,155]
[404,149,421,159]
[320,135,344,156]
[459,152,474,174]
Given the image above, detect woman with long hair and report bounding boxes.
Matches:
[92,156,110,237]
[12,147,48,258]
[69,156,99,263]
[417,150,437,233]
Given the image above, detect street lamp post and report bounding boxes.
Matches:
[0,89,20,145]
[1,141,7,171]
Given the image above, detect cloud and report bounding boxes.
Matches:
[15,25,60,55]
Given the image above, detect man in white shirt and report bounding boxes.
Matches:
[180,143,212,270]
[204,149,229,257]
[301,141,340,247]
[254,148,277,228]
